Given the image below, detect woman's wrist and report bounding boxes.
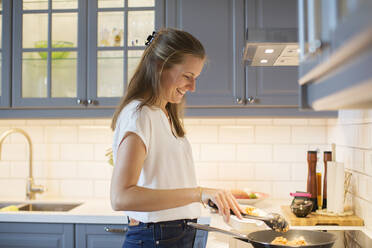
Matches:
[197,187,207,208]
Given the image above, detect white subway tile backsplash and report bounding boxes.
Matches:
[45,126,78,143]
[76,161,113,179]
[93,144,111,161]
[273,119,308,125]
[94,180,111,198]
[200,119,236,125]
[308,119,327,125]
[10,126,44,144]
[273,144,308,162]
[185,126,218,143]
[200,144,235,161]
[0,179,26,198]
[33,144,60,161]
[219,126,254,144]
[256,126,290,144]
[194,162,219,180]
[60,144,94,161]
[236,119,272,125]
[46,161,77,179]
[365,151,372,177]
[291,163,307,182]
[1,114,371,232]
[292,126,327,144]
[235,181,272,195]
[1,144,27,161]
[60,180,94,198]
[218,163,254,180]
[78,126,112,144]
[0,161,10,178]
[10,161,28,178]
[255,163,291,181]
[26,119,60,126]
[272,181,306,199]
[237,144,272,162]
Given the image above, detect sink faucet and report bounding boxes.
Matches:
[0,128,44,200]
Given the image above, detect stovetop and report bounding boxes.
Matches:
[328,230,372,248]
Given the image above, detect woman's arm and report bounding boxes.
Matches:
[110,132,242,222]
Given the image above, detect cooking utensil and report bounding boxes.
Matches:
[188,222,337,248]
[208,200,289,232]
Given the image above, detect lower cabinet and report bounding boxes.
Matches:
[0,222,74,248]
[0,222,208,248]
[75,224,127,248]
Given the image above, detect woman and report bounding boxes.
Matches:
[110,28,242,248]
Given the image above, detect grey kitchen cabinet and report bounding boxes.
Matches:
[11,0,160,109]
[0,222,74,248]
[0,0,12,108]
[245,0,299,107]
[166,0,336,117]
[75,224,127,248]
[298,0,372,110]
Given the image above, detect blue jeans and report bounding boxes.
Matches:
[123,219,197,248]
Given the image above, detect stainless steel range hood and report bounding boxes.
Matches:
[243,28,299,66]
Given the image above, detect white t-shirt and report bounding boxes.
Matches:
[112,100,201,223]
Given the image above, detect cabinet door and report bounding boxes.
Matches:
[166,0,245,107]
[76,224,128,248]
[245,0,299,107]
[86,0,159,107]
[0,222,74,248]
[12,0,86,108]
[0,0,11,108]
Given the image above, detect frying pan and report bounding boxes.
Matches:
[188,222,337,248]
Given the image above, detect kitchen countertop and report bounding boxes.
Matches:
[0,198,370,247]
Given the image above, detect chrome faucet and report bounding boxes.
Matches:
[0,128,44,200]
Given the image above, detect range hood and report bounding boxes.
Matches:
[243,28,299,66]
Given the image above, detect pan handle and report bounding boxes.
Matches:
[187,222,248,240]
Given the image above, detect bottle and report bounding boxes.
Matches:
[323,151,332,209]
[307,151,318,211]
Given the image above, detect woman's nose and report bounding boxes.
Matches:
[187,79,196,92]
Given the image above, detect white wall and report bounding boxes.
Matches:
[327,110,372,231]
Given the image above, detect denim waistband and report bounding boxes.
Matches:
[128,217,197,228]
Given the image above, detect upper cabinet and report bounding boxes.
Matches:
[12,0,159,108]
[298,0,372,110]
[166,0,336,117]
[0,1,11,108]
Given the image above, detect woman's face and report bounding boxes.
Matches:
[159,55,205,106]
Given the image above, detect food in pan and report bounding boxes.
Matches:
[243,206,259,216]
[271,236,307,246]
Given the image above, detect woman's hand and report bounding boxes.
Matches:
[199,187,244,223]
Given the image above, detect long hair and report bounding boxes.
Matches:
[111,28,205,137]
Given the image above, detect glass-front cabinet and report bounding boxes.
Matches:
[12,0,157,108]
[0,0,11,107]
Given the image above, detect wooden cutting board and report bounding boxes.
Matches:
[281,206,364,226]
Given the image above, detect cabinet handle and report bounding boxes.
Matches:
[247,97,257,104]
[104,226,128,233]
[236,98,246,105]
[77,99,87,105]
[87,99,98,105]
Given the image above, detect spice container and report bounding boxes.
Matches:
[290,192,313,218]
[307,151,318,211]
[323,151,332,209]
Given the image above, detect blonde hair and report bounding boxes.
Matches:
[111,28,205,137]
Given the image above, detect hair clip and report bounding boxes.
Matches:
[145,31,157,46]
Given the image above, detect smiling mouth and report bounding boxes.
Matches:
[177,88,186,96]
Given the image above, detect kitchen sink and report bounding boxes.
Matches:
[18,203,82,212]
[0,202,82,212]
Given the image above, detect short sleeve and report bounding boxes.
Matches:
[112,104,152,165]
